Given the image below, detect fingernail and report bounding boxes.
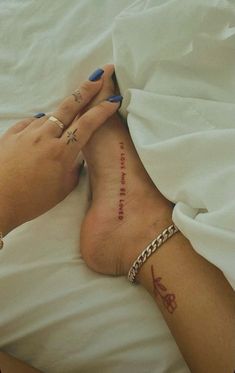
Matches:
[88,68,104,82]
[106,95,123,103]
[34,112,46,118]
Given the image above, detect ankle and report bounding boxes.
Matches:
[121,201,174,274]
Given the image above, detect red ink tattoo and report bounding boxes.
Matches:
[151,265,177,314]
[118,142,126,220]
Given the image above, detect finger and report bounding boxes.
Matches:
[4,117,35,136]
[12,116,48,136]
[38,68,105,138]
[85,64,115,111]
[3,112,48,136]
[60,96,123,160]
[27,113,48,130]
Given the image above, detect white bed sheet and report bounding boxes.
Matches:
[115,0,235,289]
[0,0,234,372]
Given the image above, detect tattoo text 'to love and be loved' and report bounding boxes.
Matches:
[118,141,126,220]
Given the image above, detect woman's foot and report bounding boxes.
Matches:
[80,65,173,276]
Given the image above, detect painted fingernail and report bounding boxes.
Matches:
[88,68,104,82]
[107,95,123,103]
[34,112,46,118]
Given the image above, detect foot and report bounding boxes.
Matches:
[80,65,173,276]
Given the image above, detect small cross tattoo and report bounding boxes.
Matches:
[67,129,78,144]
[72,89,82,103]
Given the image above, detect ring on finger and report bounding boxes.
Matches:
[48,116,65,131]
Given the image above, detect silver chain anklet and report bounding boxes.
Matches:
[128,224,179,283]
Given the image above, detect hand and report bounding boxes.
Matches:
[0,67,122,236]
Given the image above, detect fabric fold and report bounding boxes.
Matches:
[113,0,235,288]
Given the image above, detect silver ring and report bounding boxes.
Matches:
[48,116,65,130]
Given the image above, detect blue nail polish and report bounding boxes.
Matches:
[88,68,104,82]
[34,112,45,118]
[107,95,123,103]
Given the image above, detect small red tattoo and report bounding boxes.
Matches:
[118,142,126,220]
[151,265,177,314]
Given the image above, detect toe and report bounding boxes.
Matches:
[97,64,116,99]
[86,64,118,108]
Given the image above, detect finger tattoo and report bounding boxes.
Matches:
[67,129,78,144]
[72,89,82,103]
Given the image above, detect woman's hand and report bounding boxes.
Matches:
[0,66,122,236]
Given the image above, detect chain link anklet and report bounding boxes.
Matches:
[128,224,179,283]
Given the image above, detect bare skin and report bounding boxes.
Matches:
[81,65,235,372]
[0,68,121,237]
[0,66,121,373]
[81,65,173,275]
[0,352,42,373]
[0,65,234,372]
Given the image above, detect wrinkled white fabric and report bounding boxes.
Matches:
[114,0,235,288]
[0,0,234,372]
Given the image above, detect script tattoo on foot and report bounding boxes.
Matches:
[118,141,126,220]
[151,265,177,314]
[67,129,78,144]
[72,89,82,103]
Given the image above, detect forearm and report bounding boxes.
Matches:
[0,352,43,373]
[137,229,235,373]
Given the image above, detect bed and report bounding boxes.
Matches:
[0,0,234,372]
